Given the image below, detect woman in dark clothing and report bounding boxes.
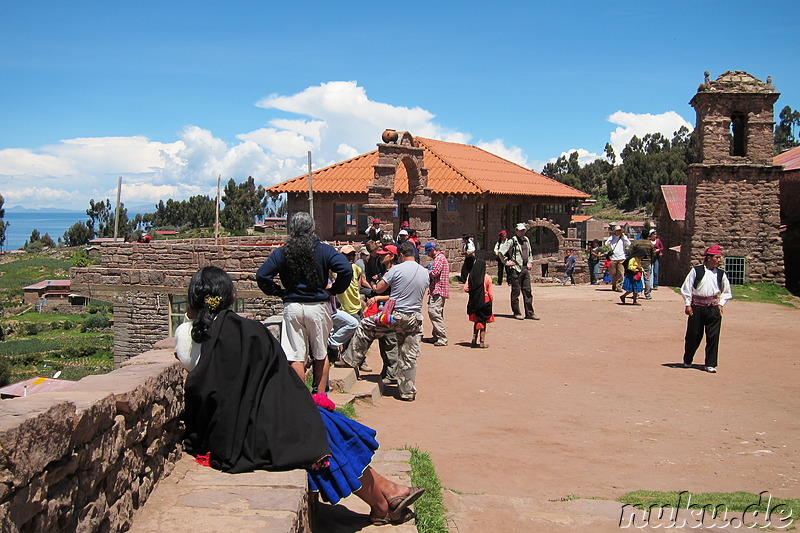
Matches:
[176,267,423,525]
[464,259,494,348]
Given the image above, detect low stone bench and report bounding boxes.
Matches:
[128,455,311,533]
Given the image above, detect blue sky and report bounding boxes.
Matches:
[1,0,798,211]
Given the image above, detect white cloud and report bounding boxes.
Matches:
[475,140,530,167]
[337,144,360,160]
[0,81,535,210]
[542,148,605,170]
[607,111,693,157]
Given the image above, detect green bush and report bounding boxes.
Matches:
[83,314,111,330]
[61,345,100,359]
[62,321,74,330]
[23,323,40,336]
[0,357,11,387]
[9,352,44,366]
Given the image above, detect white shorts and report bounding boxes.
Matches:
[281,302,333,362]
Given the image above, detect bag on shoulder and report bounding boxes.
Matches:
[374,298,396,326]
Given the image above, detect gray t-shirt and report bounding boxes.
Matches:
[383,260,430,313]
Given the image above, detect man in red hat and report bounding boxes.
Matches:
[364,218,383,243]
[679,244,732,373]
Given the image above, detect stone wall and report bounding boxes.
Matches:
[683,164,785,282]
[71,242,285,365]
[0,347,184,532]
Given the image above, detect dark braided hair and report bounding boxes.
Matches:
[188,266,235,343]
[283,212,321,287]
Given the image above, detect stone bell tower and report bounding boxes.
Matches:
[682,70,784,283]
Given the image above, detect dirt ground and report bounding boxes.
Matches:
[355,281,800,532]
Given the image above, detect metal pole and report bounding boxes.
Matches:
[215,175,221,244]
[308,151,314,221]
[113,176,122,241]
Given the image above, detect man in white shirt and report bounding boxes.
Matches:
[680,244,733,373]
[604,225,631,292]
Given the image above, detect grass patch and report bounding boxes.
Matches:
[404,446,448,533]
[335,401,356,419]
[619,490,799,525]
[732,282,798,307]
[670,282,799,308]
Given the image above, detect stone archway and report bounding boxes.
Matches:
[364,130,435,238]
[522,218,581,279]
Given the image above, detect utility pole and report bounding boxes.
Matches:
[215,175,221,244]
[308,151,314,221]
[113,176,122,241]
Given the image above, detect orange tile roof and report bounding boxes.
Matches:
[571,215,595,223]
[776,145,800,171]
[268,136,589,199]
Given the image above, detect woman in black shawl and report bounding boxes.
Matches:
[176,267,423,525]
[464,259,494,348]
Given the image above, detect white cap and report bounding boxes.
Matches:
[515,223,527,231]
[398,229,408,236]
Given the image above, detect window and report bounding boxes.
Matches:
[730,112,747,157]
[542,204,567,215]
[475,203,488,250]
[724,257,746,285]
[334,203,367,236]
[502,205,521,233]
[169,294,245,336]
[169,295,188,336]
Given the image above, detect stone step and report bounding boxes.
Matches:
[312,449,419,532]
[328,392,355,408]
[349,379,381,404]
[329,366,357,393]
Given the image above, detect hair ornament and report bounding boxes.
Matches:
[204,295,223,311]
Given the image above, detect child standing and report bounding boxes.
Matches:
[561,249,576,285]
[464,259,494,348]
[620,251,646,305]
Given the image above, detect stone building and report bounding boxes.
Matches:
[267,131,588,258]
[775,145,800,293]
[652,185,687,285]
[679,71,785,285]
[71,239,286,365]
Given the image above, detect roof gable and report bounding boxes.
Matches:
[268,136,588,199]
[659,185,687,221]
[776,145,800,171]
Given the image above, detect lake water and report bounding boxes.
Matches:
[1,211,86,251]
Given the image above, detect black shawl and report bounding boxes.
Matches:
[466,260,493,322]
[183,310,330,473]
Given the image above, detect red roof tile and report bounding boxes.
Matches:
[268,136,589,199]
[776,145,800,171]
[23,280,71,291]
[0,377,74,397]
[660,185,687,221]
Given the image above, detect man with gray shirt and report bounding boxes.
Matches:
[341,242,430,401]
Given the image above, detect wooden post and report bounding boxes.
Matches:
[215,175,221,244]
[113,176,122,241]
[308,151,314,221]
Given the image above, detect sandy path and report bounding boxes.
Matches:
[356,282,800,532]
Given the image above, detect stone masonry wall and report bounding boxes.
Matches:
[0,348,184,532]
[683,164,785,282]
[71,242,287,364]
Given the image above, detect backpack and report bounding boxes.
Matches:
[693,265,725,289]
